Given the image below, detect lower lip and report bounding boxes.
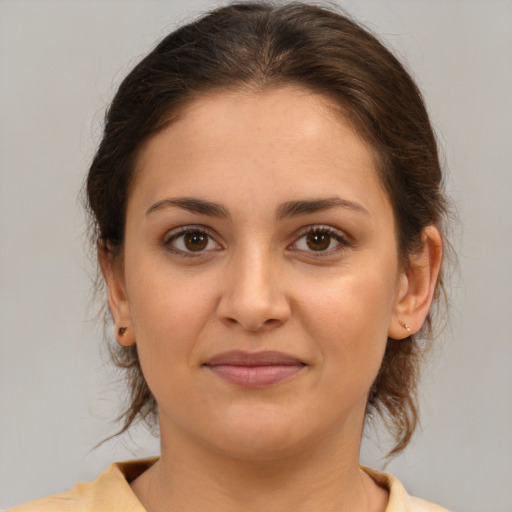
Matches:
[205,364,305,388]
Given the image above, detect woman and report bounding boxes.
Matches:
[12,2,449,511]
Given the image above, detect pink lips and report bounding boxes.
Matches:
[203,350,306,388]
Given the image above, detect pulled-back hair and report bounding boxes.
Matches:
[86,1,450,456]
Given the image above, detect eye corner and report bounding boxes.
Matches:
[162,225,223,257]
[288,224,353,257]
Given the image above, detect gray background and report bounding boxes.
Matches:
[1,1,511,511]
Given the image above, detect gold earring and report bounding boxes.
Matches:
[399,321,411,333]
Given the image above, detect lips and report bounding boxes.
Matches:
[203,350,306,388]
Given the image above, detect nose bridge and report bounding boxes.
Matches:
[218,240,289,331]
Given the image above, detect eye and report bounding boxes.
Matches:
[290,226,351,254]
[164,226,221,256]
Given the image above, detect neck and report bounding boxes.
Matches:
[131,414,387,512]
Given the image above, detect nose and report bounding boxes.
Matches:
[216,248,291,332]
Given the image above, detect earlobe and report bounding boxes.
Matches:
[98,243,135,347]
[388,226,443,340]
[116,325,134,346]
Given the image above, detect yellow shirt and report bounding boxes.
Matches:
[9,458,449,512]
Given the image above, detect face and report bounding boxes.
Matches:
[109,87,409,460]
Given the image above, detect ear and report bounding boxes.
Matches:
[388,226,443,339]
[98,243,135,347]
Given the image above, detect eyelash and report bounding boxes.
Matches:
[289,225,353,257]
[163,226,221,258]
[162,225,352,258]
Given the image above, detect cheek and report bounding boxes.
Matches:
[128,252,213,324]
[298,267,397,386]
[125,259,218,375]
[124,267,222,420]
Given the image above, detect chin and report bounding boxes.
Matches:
[197,404,325,461]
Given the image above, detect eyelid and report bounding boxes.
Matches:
[163,225,222,256]
[288,224,353,255]
[161,223,352,258]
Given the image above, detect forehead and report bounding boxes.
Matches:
[131,86,389,217]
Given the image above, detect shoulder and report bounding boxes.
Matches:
[408,496,451,512]
[7,490,87,512]
[361,466,451,512]
[7,458,158,512]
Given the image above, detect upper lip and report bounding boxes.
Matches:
[203,350,305,367]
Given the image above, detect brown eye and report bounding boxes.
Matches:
[184,232,208,251]
[306,232,331,251]
[165,227,220,255]
[290,226,351,256]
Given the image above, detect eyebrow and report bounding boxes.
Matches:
[276,197,369,220]
[146,197,230,218]
[145,195,369,220]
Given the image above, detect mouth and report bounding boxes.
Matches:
[203,350,306,388]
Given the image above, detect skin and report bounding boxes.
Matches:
[102,86,442,512]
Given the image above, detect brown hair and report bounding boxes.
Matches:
[86,1,450,455]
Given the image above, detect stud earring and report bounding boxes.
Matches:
[399,321,411,333]
[118,326,127,337]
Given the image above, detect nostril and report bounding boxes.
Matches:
[216,276,291,331]
[222,316,285,332]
